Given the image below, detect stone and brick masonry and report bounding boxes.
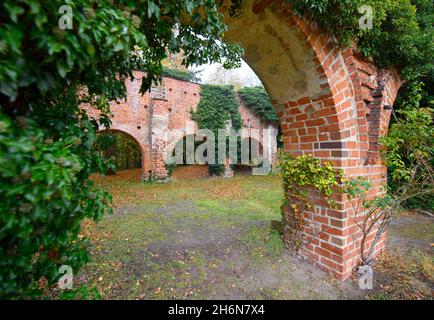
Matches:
[83,72,279,180]
[221,0,402,279]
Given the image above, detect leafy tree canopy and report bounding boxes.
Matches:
[0,0,242,298]
[287,0,433,107]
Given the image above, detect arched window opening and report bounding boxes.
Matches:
[95,131,142,175]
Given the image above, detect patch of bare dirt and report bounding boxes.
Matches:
[366,212,434,300]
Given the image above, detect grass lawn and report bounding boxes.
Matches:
[72,169,433,300]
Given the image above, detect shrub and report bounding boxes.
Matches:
[381,108,434,210]
[0,0,241,298]
[162,68,200,83]
[0,113,111,298]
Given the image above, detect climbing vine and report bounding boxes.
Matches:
[238,86,278,122]
[278,152,340,251]
[191,85,242,175]
[285,0,433,107]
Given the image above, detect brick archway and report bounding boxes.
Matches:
[97,128,150,178]
[222,0,402,279]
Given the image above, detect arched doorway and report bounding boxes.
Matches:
[234,137,264,176]
[95,129,145,180]
[167,134,210,179]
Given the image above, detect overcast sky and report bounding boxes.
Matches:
[190,59,262,86]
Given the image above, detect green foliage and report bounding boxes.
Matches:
[0,114,111,298]
[57,283,102,300]
[278,152,340,249]
[192,85,242,175]
[286,0,369,47]
[0,0,242,298]
[357,0,433,80]
[344,176,393,210]
[162,67,200,83]
[165,162,175,178]
[287,0,434,107]
[381,108,434,210]
[238,86,278,122]
[193,85,242,132]
[279,152,340,200]
[207,164,226,177]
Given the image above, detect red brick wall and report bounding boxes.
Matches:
[238,99,279,163]
[83,71,279,180]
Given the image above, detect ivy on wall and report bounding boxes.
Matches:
[278,152,340,251]
[193,84,242,132]
[238,86,278,122]
[191,85,242,175]
[285,0,433,108]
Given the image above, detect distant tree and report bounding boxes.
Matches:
[205,62,263,89]
[206,64,243,90]
[95,132,142,172]
[242,73,262,88]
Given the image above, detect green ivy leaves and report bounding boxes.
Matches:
[278,152,340,200]
[191,85,241,175]
[238,87,278,122]
[0,114,112,298]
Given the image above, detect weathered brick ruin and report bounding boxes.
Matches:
[86,0,403,280]
[220,0,402,279]
[84,71,279,180]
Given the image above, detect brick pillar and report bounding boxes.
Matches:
[276,71,393,279]
[150,86,169,181]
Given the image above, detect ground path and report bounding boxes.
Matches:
[80,169,432,299]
